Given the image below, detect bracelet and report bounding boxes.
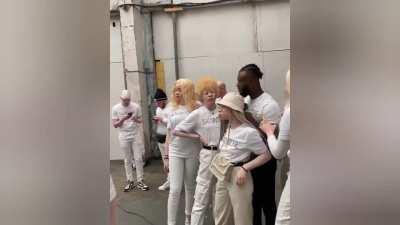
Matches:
[240,166,248,173]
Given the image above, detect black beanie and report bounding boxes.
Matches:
[154,88,167,101]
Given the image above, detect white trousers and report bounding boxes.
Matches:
[120,139,144,182]
[275,173,290,225]
[167,156,199,225]
[191,149,218,225]
[158,142,170,184]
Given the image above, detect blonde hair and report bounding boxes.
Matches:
[195,76,218,102]
[220,107,259,140]
[169,79,197,112]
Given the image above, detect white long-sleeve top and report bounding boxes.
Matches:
[267,107,290,160]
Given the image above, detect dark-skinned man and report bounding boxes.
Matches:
[237,64,281,225]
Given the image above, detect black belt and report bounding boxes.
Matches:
[202,145,218,151]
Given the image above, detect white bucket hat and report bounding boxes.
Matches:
[216,92,244,113]
[120,90,131,99]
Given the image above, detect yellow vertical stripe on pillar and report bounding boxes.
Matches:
[155,60,166,90]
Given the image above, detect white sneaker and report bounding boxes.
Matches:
[158,181,169,191]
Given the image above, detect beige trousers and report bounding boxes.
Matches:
[214,167,254,225]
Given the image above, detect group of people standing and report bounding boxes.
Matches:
[112,63,291,225]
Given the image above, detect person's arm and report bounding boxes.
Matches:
[160,117,168,126]
[260,108,290,159]
[112,111,130,128]
[266,135,290,159]
[236,151,270,185]
[154,115,168,126]
[172,130,200,139]
[133,116,142,123]
[173,110,205,142]
[132,105,142,123]
[163,129,171,173]
[243,151,270,171]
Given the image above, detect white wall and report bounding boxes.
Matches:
[152,0,290,107]
[110,0,290,158]
[110,18,125,160]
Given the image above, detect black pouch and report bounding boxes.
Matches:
[156,134,166,144]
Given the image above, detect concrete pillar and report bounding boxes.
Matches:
[118,1,155,159]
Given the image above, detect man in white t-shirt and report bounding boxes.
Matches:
[153,88,172,191]
[237,64,281,225]
[112,90,149,192]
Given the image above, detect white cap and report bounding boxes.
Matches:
[120,90,131,99]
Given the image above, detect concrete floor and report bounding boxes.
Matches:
[111,159,214,225]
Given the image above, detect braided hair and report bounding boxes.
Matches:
[239,64,264,79]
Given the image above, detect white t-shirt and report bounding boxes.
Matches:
[168,105,201,158]
[175,106,221,146]
[245,92,281,124]
[112,102,142,142]
[219,124,267,163]
[156,106,171,135]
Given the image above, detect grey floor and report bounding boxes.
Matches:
[111,159,214,225]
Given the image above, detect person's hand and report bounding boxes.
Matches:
[236,167,248,185]
[153,116,161,123]
[123,113,132,121]
[260,119,276,136]
[132,117,142,123]
[198,135,207,145]
[163,158,169,173]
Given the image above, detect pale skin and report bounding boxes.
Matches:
[172,90,217,145]
[259,119,277,136]
[112,97,142,128]
[217,81,227,98]
[218,105,271,185]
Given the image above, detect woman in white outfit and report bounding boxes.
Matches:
[260,70,291,225]
[173,77,221,225]
[165,79,201,225]
[212,92,272,225]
